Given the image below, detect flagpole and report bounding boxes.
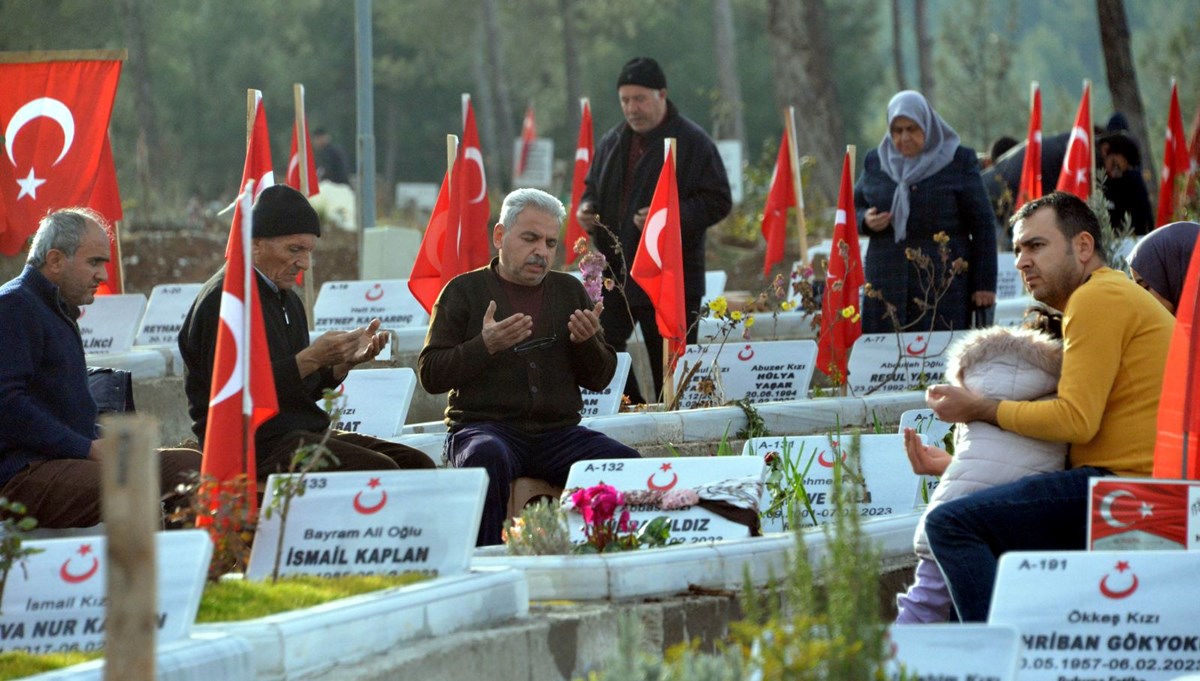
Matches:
[784,106,808,267]
[661,137,678,409]
[295,83,317,331]
[240,178,255,506]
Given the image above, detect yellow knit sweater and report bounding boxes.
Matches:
[996,268,1174,476]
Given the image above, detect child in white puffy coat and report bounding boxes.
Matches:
[896,325,1068,623]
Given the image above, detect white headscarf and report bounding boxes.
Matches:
[877,90,961,242]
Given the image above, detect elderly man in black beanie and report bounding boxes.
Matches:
[179,185,435,480]
[577,56,731,404]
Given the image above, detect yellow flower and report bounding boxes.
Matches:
[731,310,743,322]
[744,315,756,328]
[841,305,857,319]
[708,296,728,318]
[780,300,795,312]
[933,231,950,246]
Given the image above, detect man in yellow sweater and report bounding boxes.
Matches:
[922,191,1174,621]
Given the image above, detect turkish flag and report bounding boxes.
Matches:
[457,95,491,269]
[1155,81,1190,228]
[408,166,452,314]
[816,150,865,382]
[0,58,124,288]
[225,91,275,259]
[516,104,536,177]
[631,140,686,359]
[1152,222,1200,480]
[1056,83,1092,200]
[1017,83,1043,209]
[761,129,796,277]
[202,181,279,514]
[286,119,320,199]
[565,99,594,265]
[1089,479,1188,546]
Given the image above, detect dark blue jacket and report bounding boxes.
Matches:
[854,146,997,333]
[0,266,97,486]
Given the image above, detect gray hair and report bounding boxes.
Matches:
[498,188,565,231]
[27,208,110,268]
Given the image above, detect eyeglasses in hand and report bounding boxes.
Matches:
[513,335,557,353]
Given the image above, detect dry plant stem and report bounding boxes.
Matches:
[270,423,339,583]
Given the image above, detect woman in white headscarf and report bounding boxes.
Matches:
[854,91,997,333]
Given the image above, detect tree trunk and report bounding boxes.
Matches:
[711,0,745,152]
[767,0,843,203]
[482,0,515,190]
[560,0,583,147]
[914,0,934,100]
[1096,0,1150,169]
[891,0,907,90]
[116,0,161,212]
[471,22,501,191]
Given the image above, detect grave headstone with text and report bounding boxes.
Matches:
[79,294,147,355]
[135,283,202,346]
[0,531,211,654]
[989,550,1200,681]
[742,433,923,531]
[580,352,630,417]
[671,340,817,409]
[846,331,963,395]
[247,469,486,580]
[511,138,554,188]
[995,252,1025,300]
[888,624,1020,681]
[313,280,429,331]
[320,368,418,437]
[1087,478,1195,551]
[563,456,765,544]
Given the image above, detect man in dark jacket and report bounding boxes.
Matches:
[0,209,199,528]
[179,185,433,481]
[577,57,732,403]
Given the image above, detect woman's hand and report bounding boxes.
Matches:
[903,427,951,477]
[864,206,892,232]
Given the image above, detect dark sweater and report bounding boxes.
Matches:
[0,267,97,486]
[178,267,340,453]
[418,260,616,432]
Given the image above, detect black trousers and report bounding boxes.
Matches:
[599,295,700,404]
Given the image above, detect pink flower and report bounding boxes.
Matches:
[588,484,623,523]
[571,487,595,524]
[618,509,631,532]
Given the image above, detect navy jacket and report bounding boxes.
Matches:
[854,145,997,333]
[0,267,97,486]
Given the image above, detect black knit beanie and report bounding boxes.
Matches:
[616,57,666,90]
[252,184,321,238]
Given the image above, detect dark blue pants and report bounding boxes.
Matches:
[924,466,1111,622]
[446,422,641,545]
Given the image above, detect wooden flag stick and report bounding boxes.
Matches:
[246,89,256,148]
[661,138,678,408]
[784,106,809,267]
[447,134,458,175]
[101,414,160,681]
[294,84,317,330]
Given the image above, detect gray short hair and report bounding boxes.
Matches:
[498,188,565,231]
[27,208,110,268]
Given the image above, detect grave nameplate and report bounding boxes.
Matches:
[1087,478,1195,551]
[899,408,953,505]
[580,352,630,417]
[672,340,817,409]
[320,368,417,438]
[135,283,202,346]
[563,456,765,545]
[79,293,146,354]
[846,331,962,395]
[246,469,486,580]
[313,280,429,330]
[0,531,211,654]
[989,550,1200,681]
[742,433,923,532]
[996,252,1025,300]
[888,624,1020,681]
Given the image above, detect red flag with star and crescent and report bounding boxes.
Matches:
[1016,82,1043,208]
[456,95,491,270]
[761,128,796,277]
[1089,479,1188,548]
[817,150,864,382]
[225,91,275,259]
[286,119,319,199]
[1152,221,1200,480]
[0,57,123,289]
[408,163,454,314]
[1155,80,1190,228]
[203,179,279,514]
[565,99,594,265]
[1056,83,1092,200]
[631,140,686,359]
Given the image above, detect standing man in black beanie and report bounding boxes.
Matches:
[577,57,732,404]
[179,185,435,480]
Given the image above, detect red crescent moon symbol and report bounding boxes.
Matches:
[906,338,928,356]
[647,471,679,492]
[817,450,846,468]
[353,489,388,514]
[365,284,384,301]
[737,345,754,361]
[60,556,99,584]
[1099,573,1138,599]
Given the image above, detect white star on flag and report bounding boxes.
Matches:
[1140,502,1154,518]
[1075,168,1087,184]
[15,168,46,200]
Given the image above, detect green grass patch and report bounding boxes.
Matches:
[0,573,428,679]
